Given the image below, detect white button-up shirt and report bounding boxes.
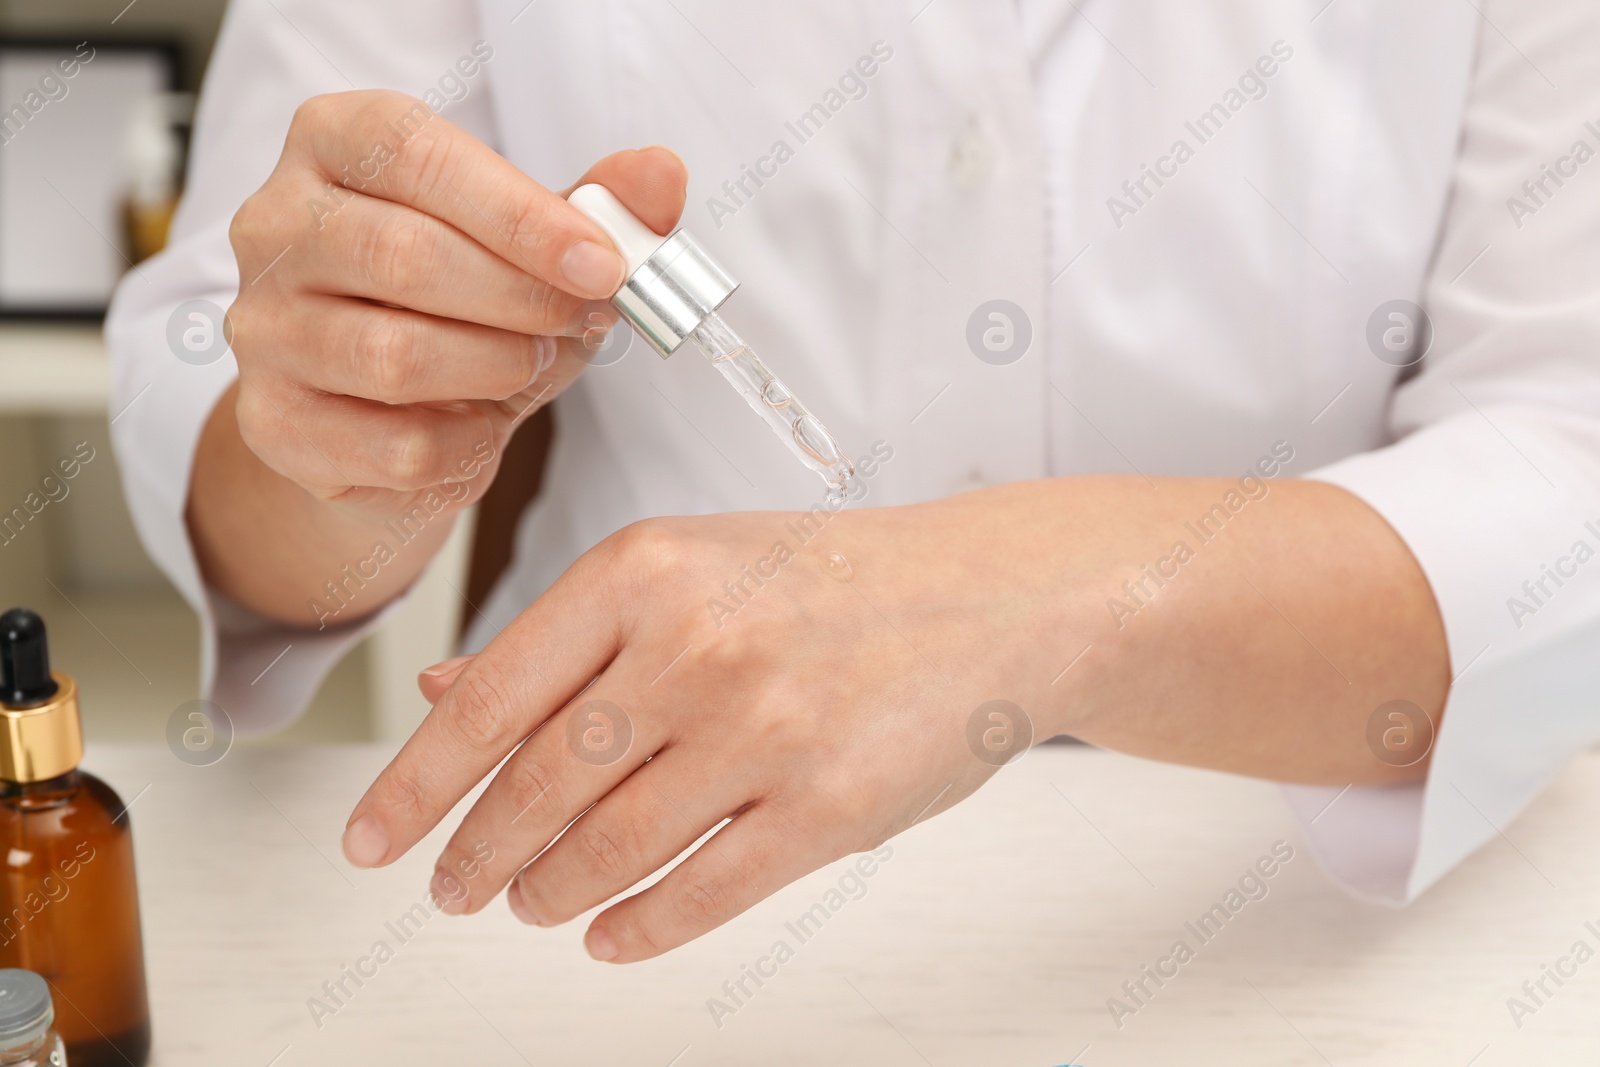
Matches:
[107,0,1600,906]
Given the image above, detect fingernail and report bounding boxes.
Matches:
[507,883,538,925]
[342,814,389,868]
[431,869,467,915]
[535,335,557,374]
[561,241,626,298]
[420,654,472,680]
[585,925,619,962]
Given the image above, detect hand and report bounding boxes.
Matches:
[342,487,1072,962]
[340,474,1448,963]
[225,89,685,519]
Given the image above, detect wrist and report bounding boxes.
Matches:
[188,382,459,628]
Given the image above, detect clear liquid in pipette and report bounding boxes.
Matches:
[688,312,856,505]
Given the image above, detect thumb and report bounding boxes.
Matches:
[565,145,688,239]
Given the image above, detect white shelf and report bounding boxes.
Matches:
[0,322,109,415]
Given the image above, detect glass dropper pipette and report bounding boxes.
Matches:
[568,184,856,503]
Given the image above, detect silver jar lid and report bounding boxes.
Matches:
[0,970,53,1044]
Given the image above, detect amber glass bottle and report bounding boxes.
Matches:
[0,609,150,1066]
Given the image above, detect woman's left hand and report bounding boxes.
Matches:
[340,486,1083,962]
[340,472,1448,961]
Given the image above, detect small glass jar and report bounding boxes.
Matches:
[0,969,67,1066]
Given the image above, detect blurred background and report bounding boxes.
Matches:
[0,0,448,747]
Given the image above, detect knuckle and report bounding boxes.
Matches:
[525,282,585,337]
[497,193,560,267]
[382,424,444,488]
[510,333,547,393]
[361,210,434,299]
[224,302,257,365]
[443,664,525,751]
[697,625,758,671]
[748,709,807,757]
[579,826,629,880]
[227,196,259,253]
[393,120,451,191]
[526,283,563,330]
[600,519,687,583]
[695,621,781,683]
[673,872,734,927]
[348,90,420,134]
[229,191,286,264]
[232,384,308,482]
[290,91,432,189]
[384,769,432,824]
[290,92,342,134]
[357,312,421,401]
[478,333,542,402]
[503,755,559,819]
[231,386,276,455]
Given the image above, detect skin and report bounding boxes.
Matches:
[190,91,1451,966]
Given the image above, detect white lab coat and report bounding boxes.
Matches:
[107,0,1600,906]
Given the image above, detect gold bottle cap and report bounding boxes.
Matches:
[0,673,84,783]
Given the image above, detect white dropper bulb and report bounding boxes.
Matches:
[567,184,669,280]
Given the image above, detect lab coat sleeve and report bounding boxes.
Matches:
[105,0,499,734]
[1285,0,1600,903]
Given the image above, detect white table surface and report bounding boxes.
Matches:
[85,742,1600,1066]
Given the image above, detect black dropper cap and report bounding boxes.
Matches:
[0,608,58,708]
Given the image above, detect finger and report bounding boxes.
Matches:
[289,94,675,299]
[234,377,499,496]
[341,532,636,867]
[418,655,473,704]
[280,293,560,405]
[427,679,662,914]
[583,803,824,963]
[290,193,598,337]
[564,145,688,237]
[507,748,744,927]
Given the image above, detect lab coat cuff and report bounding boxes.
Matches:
[208,586,403,737]
[1290,405,1600,904]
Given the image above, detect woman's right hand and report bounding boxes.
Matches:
[224,89,685,519]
